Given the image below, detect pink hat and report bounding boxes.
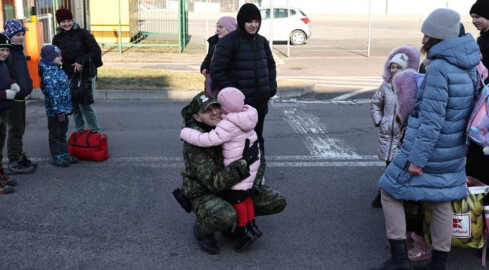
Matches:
[217,16,237,33]
[217,87,244,114]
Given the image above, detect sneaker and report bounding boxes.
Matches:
[20,152,37,169]
[0,185,14,195]
[52,154,70,167]
[0,168,17,186]
[61,153,80,164]
[8,159,35,174]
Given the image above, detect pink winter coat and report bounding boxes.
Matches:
[180,104,260,191]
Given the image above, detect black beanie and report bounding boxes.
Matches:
[237,3,261,33]
[470,0,489,20]
[0,33,11,49]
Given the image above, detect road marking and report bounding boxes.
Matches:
[331,87,374,101]
[281,107,362,158]
[18,155,384,168]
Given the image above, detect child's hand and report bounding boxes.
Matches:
[10,83,20,93]
[5,90,16,100]
[57,114,66,122]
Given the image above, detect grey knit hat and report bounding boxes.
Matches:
[421,8,461,40]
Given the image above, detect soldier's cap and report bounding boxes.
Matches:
[181,91,220,119]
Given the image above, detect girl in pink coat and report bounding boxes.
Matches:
[180,87,261,250]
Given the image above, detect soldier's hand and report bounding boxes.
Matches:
[242,139,259,167]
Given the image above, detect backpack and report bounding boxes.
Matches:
[467,63,489,148]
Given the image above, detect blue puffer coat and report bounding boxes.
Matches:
[379,34,480,202]
[38,60,72,117]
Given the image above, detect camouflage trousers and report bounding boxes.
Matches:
[192,185,286,235]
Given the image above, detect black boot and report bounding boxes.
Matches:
[235,225,256,251]
[193,224,220,254]
[371,191,382,208]
[412,250,448,270]
[221,223,237,240]
[371,239,410,270]
[249,220,263,238]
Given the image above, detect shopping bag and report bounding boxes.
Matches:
[67,130,109,162]
[424,177,489,249]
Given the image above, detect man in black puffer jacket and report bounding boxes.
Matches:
[210,3,277,154]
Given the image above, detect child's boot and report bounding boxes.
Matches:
[0,175,14,195]
[0,168,17,187]
[235,225,256,251]
[52,154,69,167]
[248,220,263,238]
[408,232,431,262]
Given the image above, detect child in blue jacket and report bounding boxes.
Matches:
[39,45,79,167]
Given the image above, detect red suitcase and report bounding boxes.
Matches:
[68,130,109,162]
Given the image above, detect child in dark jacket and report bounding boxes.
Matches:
[0,33,19,194]
[3,19,36,174]
[39,45,79,167]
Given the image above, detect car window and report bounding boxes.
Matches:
[274,8,296,18]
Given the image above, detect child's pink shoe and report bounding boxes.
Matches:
[408,232,432,262]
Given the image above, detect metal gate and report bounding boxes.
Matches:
[96,0,189,53]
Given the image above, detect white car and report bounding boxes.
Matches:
[258,7,311,45]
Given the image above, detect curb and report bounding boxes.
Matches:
[26,83,316,102]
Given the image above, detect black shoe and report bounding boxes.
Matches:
[235,225,256,251]
[249,220,263,238]
[371,193,382,208]
[193,225,219,254]
[20,152,37,169]
[7,159,35,174]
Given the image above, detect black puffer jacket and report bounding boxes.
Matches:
[200,34,219,73]
[210,28,277,115]
[478,30,489,83]
[6,44,33,100]
[52,22,102,79]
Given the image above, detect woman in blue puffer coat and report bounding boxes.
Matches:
[372,8,480,270]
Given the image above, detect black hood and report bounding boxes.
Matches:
[237,3,261,35]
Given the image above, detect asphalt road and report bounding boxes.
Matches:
[0,99,483,269]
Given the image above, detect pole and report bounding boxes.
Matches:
[367,0,371,57]
[286,0,290,57]
[118,0,122,53]
[269,0,274,49]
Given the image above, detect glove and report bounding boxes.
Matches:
[242,139,259,167]
[10,83,20,93]
[5,90,16,100]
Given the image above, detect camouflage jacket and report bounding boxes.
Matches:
[181,124,265,200]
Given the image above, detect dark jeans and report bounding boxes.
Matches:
[0,113,7,162]
[255,112,266,153]
[47,116,69,156]
[7,101,26,161]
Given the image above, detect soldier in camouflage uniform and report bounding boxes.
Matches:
[178,92,286,254]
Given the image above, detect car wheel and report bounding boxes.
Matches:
[290,30,306,45]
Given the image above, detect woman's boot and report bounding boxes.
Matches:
[235,225,256,251]
[408,232,431,261]
[371,239,411,270]
[412,249,447,270]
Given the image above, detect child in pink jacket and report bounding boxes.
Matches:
[180,87,261,250]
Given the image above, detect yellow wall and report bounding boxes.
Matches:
[90,0,138,44]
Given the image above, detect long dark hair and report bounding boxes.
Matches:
[421,37,443,54]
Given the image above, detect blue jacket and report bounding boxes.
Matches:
[38,60,72,117]
[379,34,480,202]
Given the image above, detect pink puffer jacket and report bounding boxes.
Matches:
[180,104,260,191]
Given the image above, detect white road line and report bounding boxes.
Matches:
[331,88,374,101]
[281,107,362,158]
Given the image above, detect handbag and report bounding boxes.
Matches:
[69,57,95,105]
[67,130,109,162]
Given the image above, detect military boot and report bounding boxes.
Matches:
[193,224,219,254]
[412,249,448,270]
[235,225,256,251]
[371,239,410,270]
[248,220,263,238]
